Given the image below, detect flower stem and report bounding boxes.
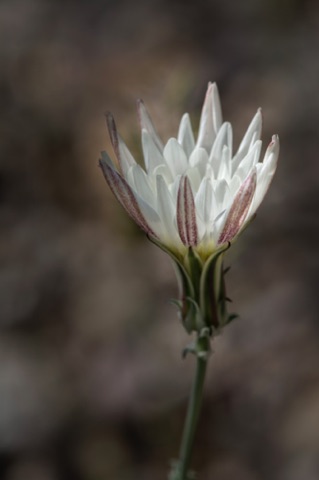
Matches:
[171,336,209,480]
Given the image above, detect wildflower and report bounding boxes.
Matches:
[100,83,279,335]
[99,83,279,480]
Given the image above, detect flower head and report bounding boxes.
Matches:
[100,83,279,334]
[100,82,279,263]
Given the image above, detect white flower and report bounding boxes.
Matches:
[100,82,279,261]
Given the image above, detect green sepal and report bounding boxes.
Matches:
[170,298,184,321]
[147,236,194,298]
[181,297,197,333]
[184,247,203,302]
[148,236,198,331]
[149,235,237,335]
[184,297,205,332]
[171,296,200,333]
[199,243,230,328]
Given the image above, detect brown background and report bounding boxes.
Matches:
[0,0,319,479]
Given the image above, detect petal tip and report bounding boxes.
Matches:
[268,134,280,155]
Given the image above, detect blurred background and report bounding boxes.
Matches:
[0,0,319,479]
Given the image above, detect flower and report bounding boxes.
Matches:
[99,82,279,263]
[99,82,279,334]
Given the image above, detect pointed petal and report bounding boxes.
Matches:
[177,113,195,158]
[186,166,202,192]
[228,174,241,196]
[195,177,214,224]
[196,82,215,151]
[137,99,164,153]
[211,122,232,155]
[218,169,257,245]
[105,112,136,175]
[169,174,182,202]
[212,82,223,134]
[156,175,180,243]
[209,122,232,177]
[117,136,137,176]
[177,175,198,246]
[152,164,173,185]
[232,109,262,171]
[211,209,227,244]
[239,108,262,152]
[189,147,209,173]
[142,129,165,173]
[99,154,156,237]
[196,82,223,152]
[133,193,162,238]
[129,164,155,207]
[164,138,188,176]
[214,178,230,213]
[217,145,232,181]
[248,135,279,216]
[233,140,262,180]
[263,134,280,171]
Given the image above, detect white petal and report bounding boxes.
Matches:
[218,169,257,244]
[129,164,155,208]
[137,99,164,152]
[177,113,195,158]
[186,166,202,193]
[196,82,222,151]
[118,137,137,176]
[232,109,262,170]
[169,174,182,202]
[233,140,262,180]
[99,154,155,237]
[217,145,232,181]
[142,129,165,173]
[105,112,136,175]
[189,147,209,176]
[152,164,173,185]
[156,175,180,243]
[211,209,228,244]
[214,179,230,213]
[212,83,223,134]
[228,174,241,196]
[248,135,279,216]
[204,163,214,179]
[209,122,232,177]
[133,193,162,238]
[263,134,280,173]
[164,138,188,176]
[195,177,214,224]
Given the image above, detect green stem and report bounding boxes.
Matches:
[174,341,208,480]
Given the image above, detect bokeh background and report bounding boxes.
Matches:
[1,0,319,479]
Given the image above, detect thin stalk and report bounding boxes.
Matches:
[176,350,208,479]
